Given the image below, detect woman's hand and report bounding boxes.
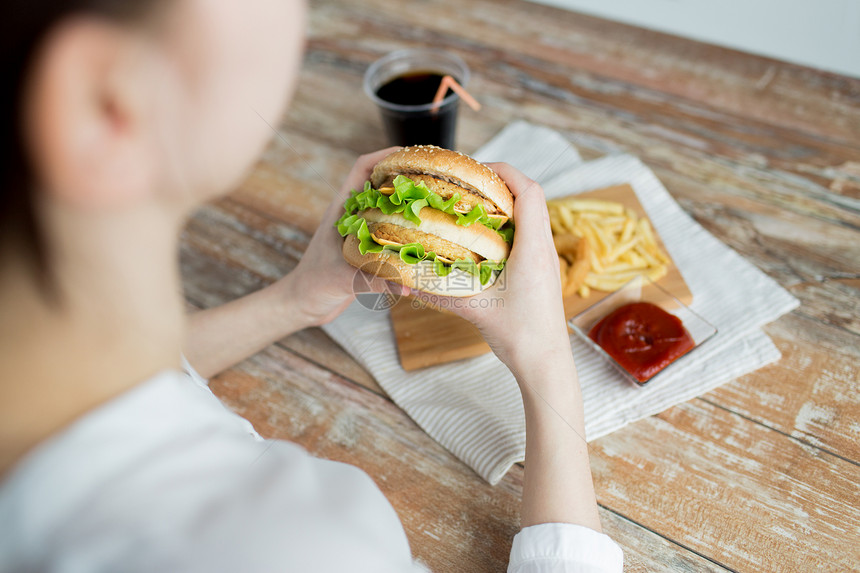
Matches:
[185,148,405,378]
[279,147,407,327]
[409,163,571,376]
[411,163,603,532]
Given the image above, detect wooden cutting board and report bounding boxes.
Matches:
[390,184,692,371]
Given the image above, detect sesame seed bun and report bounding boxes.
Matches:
[370,145,513,220]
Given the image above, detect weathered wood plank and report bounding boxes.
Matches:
[704,329,860,463]
[209,344,731,572]
[471,83,860,229]
[281,327,383,395]
[299,1,860,230]
[180,205,381,394]
[285,45,860,274]
[590,400,860,571]
[290,46,860,198]
[656,169,860,290]
[310,0,860,146]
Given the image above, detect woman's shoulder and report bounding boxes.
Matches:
[0,369,423,572]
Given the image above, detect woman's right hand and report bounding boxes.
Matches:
[409,163,572,378]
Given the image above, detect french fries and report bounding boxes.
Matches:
[556,234,592,296]
[547,197,670,296]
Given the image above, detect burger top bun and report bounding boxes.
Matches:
[370,145,514,220]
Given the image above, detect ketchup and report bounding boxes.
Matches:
[588,302,694,384]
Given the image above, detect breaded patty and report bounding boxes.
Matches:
[368,222,481,263]
[379,173,503,216]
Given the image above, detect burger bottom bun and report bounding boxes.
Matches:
[342,234,496,297]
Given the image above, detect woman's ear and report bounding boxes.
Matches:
[24,17,161,210]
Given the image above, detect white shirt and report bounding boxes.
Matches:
[0,368,623,572]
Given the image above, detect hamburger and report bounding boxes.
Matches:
[335,146,514,296]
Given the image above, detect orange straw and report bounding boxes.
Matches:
[431,75,482,114]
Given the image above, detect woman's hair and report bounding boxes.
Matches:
[1,1,161,279]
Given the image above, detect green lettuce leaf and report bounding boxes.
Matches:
[336,213,383,255]
[335,211,506,286]
[433,258,453,277]
[451,259,479,276]
[335,174,515,286]
[341,175,514,244]
[479,260,506,285]
[395,243,427,265]
[456,204,489,228]
[496,225,515,244]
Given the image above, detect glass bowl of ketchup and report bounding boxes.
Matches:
[569,275,717,386]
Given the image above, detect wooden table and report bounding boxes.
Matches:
[179,1,860,570]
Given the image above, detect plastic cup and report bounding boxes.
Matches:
[363,49,470,150]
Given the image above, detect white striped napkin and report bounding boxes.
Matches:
[322,121,799,484]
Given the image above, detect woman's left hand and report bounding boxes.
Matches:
[280,147,406,327]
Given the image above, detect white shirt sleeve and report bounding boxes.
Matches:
[180,354,208,386]
[508,523,624,573]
